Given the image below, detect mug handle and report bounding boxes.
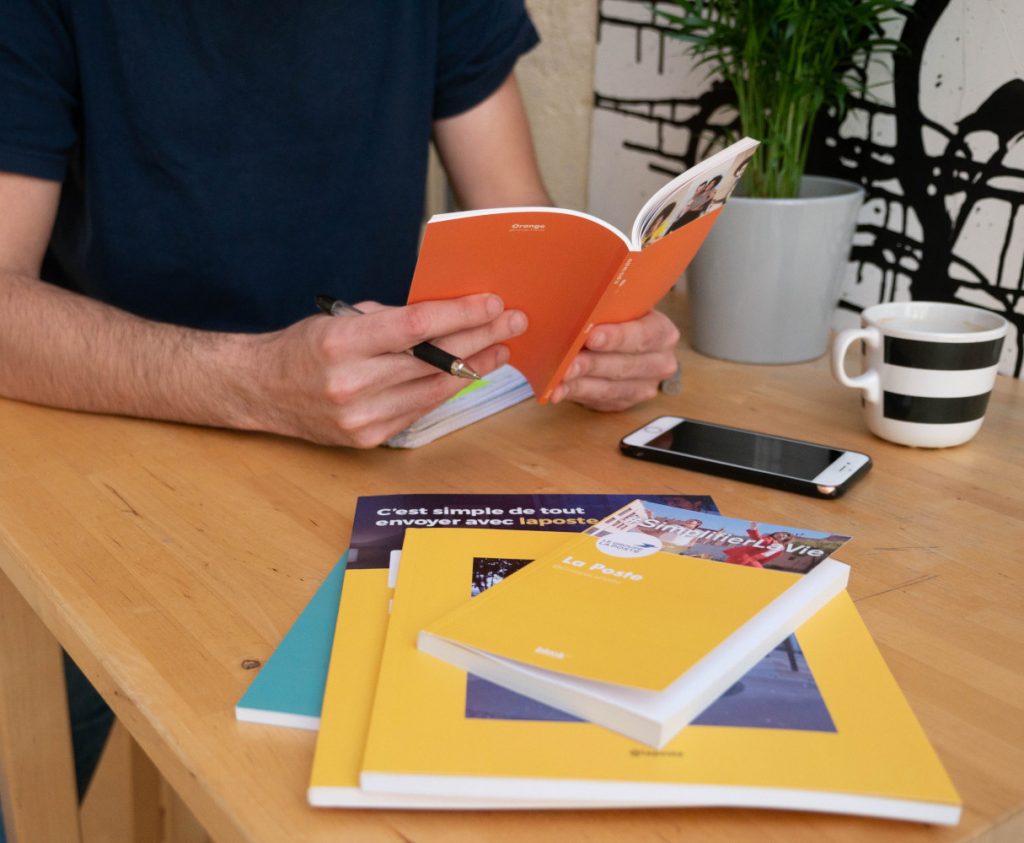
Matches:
[831,327,881,404]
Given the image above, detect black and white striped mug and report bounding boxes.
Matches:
[831,302,1008,447]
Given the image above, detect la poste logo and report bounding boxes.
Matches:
[595,532,662,559]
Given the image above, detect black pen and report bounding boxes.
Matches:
[315,295,482,380]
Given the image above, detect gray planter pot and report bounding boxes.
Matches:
[687,175,865,364]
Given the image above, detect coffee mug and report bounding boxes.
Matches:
[831,301,1008,447]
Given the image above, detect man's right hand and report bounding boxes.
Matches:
[243,293,527,448]
[1,171,529,450]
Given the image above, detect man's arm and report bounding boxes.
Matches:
[433,74,680,412]
[0,172,259,427]
[0,172,526,448]
[433,73,551,209]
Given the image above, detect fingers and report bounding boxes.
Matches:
[321,297,525,379]
[552,373,661,412]
[327,294,509,358]
[319,309,525,397]
[405,307,527,365]
[554,350,677,411]
[584,310,680,354]
[563,348,678,384]
[552,310,680,413]
[249,301,520,448]
[326,344,512,448]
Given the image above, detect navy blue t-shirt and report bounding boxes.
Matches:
[0,1,538,331]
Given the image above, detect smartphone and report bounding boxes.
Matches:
[620,416,871,498]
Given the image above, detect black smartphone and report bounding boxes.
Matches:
[620,416,871,499]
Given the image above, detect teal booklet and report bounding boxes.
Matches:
[235,494,718,730]
[235,555,347,729]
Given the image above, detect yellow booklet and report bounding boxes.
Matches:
[419,528,849,747]
[361,528,960,823]
[307,493,718,808]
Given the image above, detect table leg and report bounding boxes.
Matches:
[130,733,164,841]
[0,570,82,843]
[163,781,212,843]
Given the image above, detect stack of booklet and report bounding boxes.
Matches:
[386,365,532,449]
[236,494,961,824]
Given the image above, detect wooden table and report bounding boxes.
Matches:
[1,306,1022,842]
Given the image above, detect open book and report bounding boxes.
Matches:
[407,138,760,402]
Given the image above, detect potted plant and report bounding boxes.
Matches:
[661,0,907,363]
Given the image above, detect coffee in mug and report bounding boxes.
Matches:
[831,301,1008,447]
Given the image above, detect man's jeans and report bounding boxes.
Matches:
[0,654,114,842]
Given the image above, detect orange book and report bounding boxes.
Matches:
[408,137,759,402]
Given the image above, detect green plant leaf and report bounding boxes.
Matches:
[658,0,909,197]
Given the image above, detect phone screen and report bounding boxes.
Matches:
[648,420,845,481]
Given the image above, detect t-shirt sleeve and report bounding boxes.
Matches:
[0,0,79,181]
[433,0,540,120]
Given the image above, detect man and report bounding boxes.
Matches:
[0,2,679,447]
[0,0,679,811]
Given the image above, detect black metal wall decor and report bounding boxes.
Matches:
[593,0,1023,376]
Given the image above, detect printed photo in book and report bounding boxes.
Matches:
[585,499,850,574]
[637,143,758,248]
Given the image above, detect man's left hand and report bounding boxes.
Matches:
[550,309,680,412]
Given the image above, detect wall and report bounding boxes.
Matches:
[587,0,1024,377]
[518,0,599,210]
[424,1,597,216]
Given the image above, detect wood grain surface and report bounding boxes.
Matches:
[0,293,1021,842]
